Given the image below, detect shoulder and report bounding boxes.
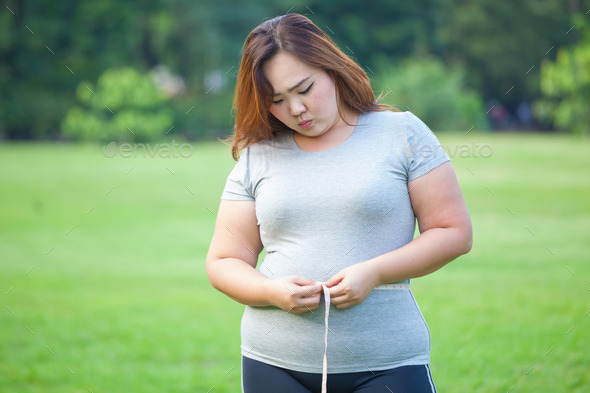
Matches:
[363,111,436,142]
[360,110,416,130]
[357,111,413,142]
[236,131,293,170]
[247,131,292,154]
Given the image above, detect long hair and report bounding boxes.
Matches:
[230,13,393,160]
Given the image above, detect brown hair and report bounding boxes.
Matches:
[229,13,394,160]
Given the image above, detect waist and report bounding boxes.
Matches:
[240,289,430,373]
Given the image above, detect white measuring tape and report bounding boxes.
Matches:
[317,282,410,393]
[320,283,330,393]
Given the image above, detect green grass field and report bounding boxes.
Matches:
[1,132,589,393]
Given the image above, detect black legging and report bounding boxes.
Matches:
[242,356,437,393]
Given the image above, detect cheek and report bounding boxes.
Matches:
[306,91,324,112]
[310,81,336,111]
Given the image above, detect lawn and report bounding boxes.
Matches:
[1,132,589,393]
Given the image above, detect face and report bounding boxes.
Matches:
[262,52,344,138]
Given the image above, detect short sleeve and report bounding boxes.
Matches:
[220,147,255,201]
[403,112,450,181]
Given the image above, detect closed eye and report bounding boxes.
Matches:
[300,82,314,95]
[272,82,313,104]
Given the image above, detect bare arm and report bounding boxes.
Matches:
[206,200,321,314]
[326,162,472,308]
[372,161,472,282]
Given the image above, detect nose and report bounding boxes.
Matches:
[289,99,306,117]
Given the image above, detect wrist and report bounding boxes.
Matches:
[259,276,276,306]
[365,257,385,287]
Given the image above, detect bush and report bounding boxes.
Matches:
[374,57,488,131]
[533,15,590,135]
[61,67,174,142]
[168,88,235,141]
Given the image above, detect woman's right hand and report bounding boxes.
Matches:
[264,276,322,315]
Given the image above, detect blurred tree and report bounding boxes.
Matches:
[305,0,440,68]
[61,67,173,142]
[0,0,303,140]
[533,14,590,135]
[434,0,578,111]
[375,57,487,131]
[303,0,584,127]
[155,0,307,140]
[2,0,589,140]
[0,0,163,139]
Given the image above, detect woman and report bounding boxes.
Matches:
[206,13,472,393]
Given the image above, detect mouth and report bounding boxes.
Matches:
[298,120,313,129]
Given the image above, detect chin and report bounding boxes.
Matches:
[300,129,322,138]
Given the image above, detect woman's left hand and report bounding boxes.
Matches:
[324,261,380,309]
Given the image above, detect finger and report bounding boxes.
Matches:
[290,276,316,286]
[286,278,322,297]
[324,274,344,288]
[329,294,349,305]
[284,282,314,297]
[302,302,320,312]
[287,307,304,315]
[334,301,355,309]
[304,283,323,296]
[292,282,322,297]
[297,293,321,307]
[328,282,348,298]
[289,304,318,315]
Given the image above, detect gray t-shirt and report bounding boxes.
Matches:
[221,110,450,373]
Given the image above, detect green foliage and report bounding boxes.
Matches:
[434,0,575,108]
[0,0,305,140]
[375,57,488,131]
[1,0,588,139]
[533,15,590,135]
[305,0,437,66]
[61,67,173,142]
[169,89,235,141]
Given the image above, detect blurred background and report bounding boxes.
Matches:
[1,1,590,393]
[1,0,589,141]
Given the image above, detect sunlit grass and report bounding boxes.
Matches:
[1,132,588,392]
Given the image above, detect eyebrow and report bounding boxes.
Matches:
[273,76,311,96]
